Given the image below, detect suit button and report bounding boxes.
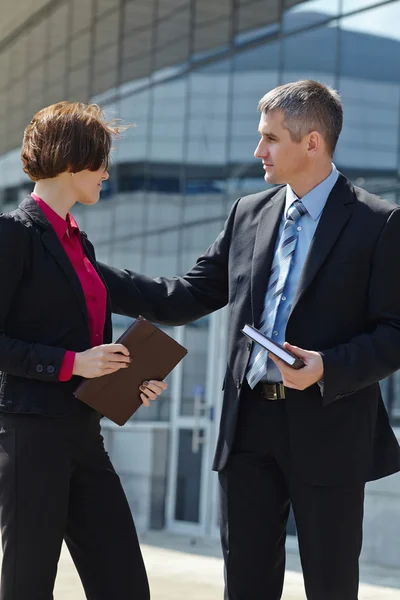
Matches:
[247,343,251,351]
[236,379,241,390]
[36,365,43,373]
[47,365,55,374]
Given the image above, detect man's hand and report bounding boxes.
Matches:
[269,343,324,390]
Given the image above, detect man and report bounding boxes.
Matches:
[101,80,400,599]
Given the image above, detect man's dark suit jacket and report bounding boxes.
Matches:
[101,174,400,486]
[0,197,113,416]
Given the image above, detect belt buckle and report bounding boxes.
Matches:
[267,383,284,401]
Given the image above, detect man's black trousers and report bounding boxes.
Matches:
[0,408,149,600]
[219,383,365,600]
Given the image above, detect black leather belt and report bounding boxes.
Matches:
[254,382,286,401]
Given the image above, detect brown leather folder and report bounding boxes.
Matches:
[74,316,187,426]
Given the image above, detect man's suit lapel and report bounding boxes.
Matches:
[289,175,356,317]
[251,187,286,324]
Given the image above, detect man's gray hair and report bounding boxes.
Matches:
[258,80,343,156]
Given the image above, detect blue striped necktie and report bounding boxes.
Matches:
[247,199,307,389]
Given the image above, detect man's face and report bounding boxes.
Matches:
[254,109,309,186]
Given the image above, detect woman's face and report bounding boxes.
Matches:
[70,166,109,206]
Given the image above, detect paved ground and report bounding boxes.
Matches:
[12,531,395,599]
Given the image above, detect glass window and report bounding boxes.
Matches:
[49,3,69,51]
[283,0,340,33]
[111,193,148,240]
[124,0,155,33]
[282,22,338,86]
[180,221,223,274]
[27,94,46,122]
[70,32,92,69]
[342,0,382,13]
[94,9,120,51]
[156,6,190,47]
[93,43,118,73]
[174,428,203,522]
[9,35,27,81]
[0,127,6,155]
[193,19,231,57]
[8,106,24,138]
[230,42,280,167]
[96,0,120,17]
[0,91,7,118]
[195,0,231,23]
[194,0,231,56]
[116,89,150,163]
[46,79,67,105]
[48,48,67,84]
[6,131,21,153]
[187,60,231,167]
[185,60,231,225]
[158,0,188,19]
[0,50,10,90]
[122,29,152,63]
[120,56,152,87]
[28,19,48,66]
[67,63,91,100]
[111,237,144,273]
[92,44,118,94]
[67,86,91,103]
[68,62,91,89]
[92,70,118,96]
[8,79,25,104]
[382,373,400,426]
[154,39,190,72]
[336,3,400,172]
[146,78,187,239]
[76,200,115,248]
[149,77,187,163]
[236,0,280,43]
[143,229,180,278]
[180,320,210,418]
[71,0,93,35]
[28,63,45,96]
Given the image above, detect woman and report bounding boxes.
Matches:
[0,102,167,600]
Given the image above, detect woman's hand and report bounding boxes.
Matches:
[139,380,168,407]
[73,344,131,378]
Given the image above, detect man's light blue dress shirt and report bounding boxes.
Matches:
[258,164,339,383]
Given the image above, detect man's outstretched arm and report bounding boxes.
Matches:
[99,199,240,326]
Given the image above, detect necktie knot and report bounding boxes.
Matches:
[286,199,306,224]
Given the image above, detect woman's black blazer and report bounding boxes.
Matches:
[0,196,113,416]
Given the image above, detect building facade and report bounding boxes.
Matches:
[1,0,400,567]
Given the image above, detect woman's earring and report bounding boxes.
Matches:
[70,172,75,176]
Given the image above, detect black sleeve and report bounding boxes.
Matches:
[99,199,240,326]
[321,208,400,405]
[0,215,66,381]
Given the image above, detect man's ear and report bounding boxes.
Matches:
[307,131,320,155]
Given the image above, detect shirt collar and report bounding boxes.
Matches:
[31,193,79,241]
[285,163,339,221]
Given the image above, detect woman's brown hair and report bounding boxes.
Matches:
[21,101,124,181]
